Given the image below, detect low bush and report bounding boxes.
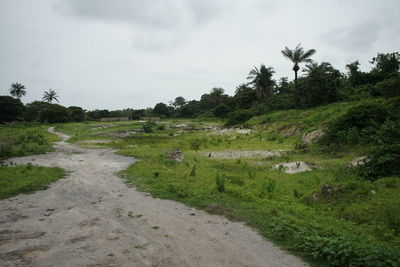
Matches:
[225,110,253,126]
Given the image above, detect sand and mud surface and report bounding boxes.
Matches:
[0,128,307,267]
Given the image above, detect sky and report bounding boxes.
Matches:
[0,0,399,110]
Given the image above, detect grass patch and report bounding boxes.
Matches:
[0,165,66,199]
[0,124,58,159]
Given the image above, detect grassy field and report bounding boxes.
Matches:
[55,103,400,266]
[0,124,66,199]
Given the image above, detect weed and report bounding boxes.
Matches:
[152,226,160,230]
[259,178,276,198]
[115,208,122,217]
[247,169,257,179]
[215,173,225,192]
[134,243,149,250]
[189,165,196,176]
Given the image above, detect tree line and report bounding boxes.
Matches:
[1,45,399,124]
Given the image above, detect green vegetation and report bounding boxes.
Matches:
[0,165,65,199]
[0,124,65,199]
[0,125,58,159]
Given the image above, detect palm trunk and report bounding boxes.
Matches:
[294,70,298,108]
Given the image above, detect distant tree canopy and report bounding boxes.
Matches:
[68,106,85,122]
[153,102,170,117]
[247,65,276,99]
[299,62,342,107]
[0,96,25,123]
[24,101,51,122]
[5,49,399,124]
[39,104,70,123]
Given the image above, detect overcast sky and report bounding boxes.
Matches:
[0,0,399,110]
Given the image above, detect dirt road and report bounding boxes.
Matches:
[0,128,307,267]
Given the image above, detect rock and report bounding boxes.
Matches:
[280,127,300,137]
[350,156,367,166]
[169,150,184,161]
[302,130,325,144]
[272,161,313,174]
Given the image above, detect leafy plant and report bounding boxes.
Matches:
[215,173,225,192]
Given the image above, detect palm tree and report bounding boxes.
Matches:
[9,83,27,100]
[42,89,59,103]
[281,44,316,107]
[247,64,276,99]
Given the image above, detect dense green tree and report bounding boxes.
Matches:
[39,104,71,123]
[179,100,201,117]
[214,104,231,118]
[370,52,400,76]
[170,96,187,109]
[247,65,276,99]
[200,88,231,109]
[281,44,316,107]
[0,96,25,123]
[9,83,26,100]
[300,62,342,107]
[153,102,170,117]
[42,89,59,103]
[68,106,85,122]
[233,84,257,109]
[24,101,51,121]
[277,77,292,94]
[346,61,367,87]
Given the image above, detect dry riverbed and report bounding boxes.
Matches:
[0,128,307,267]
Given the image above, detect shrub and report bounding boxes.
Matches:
[322,99,390,145]
[189,165,196,176]
[142,121,155,133]
[68,106,85,122]
[156,124,166,130]
[215,173,225,192]
[0,137,13,158]
[214,104,231,118]
[225,110,253,126]
[259,178,276,198]
[0,96,25,123]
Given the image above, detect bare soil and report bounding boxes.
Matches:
[0,128,307,267]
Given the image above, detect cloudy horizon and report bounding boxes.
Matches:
[1,0,399,110]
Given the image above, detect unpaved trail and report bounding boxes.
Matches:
[0,127,307,267]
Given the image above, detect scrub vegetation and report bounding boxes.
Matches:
[0,125,65,199]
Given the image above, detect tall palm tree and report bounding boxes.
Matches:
[281,44,316,107]
[42,89,59,103]
[247,64,276,99]
[9,82,27,100]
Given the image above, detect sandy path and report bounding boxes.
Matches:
[0,127,307,267]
